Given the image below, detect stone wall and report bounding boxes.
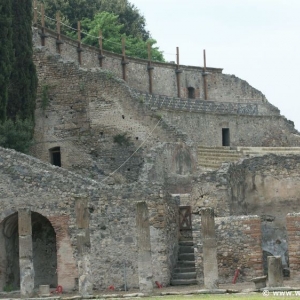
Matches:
[33,26,265,102]
[32,46,184,183]
[192,214,263,284]
[0,146,179,291]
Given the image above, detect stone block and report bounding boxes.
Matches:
[19,235,33,259]
[75,198,89,229]
[18,209,31,236]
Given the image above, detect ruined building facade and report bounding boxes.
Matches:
[1,25,300,294]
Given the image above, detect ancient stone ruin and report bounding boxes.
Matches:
[1,22,300,295]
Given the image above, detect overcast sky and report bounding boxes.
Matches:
[129,0,300,131]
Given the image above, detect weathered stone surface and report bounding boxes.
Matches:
[18,209,31,236]
[19,258,34,298]
[79,275,93,296]
[268,256,283,287]
[136,202,153,293]
[201,208,218,289]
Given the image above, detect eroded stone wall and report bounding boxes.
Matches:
[0,146,179,291]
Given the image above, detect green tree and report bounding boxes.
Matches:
[7,0,38,122]
[0,118,34,153]
[0,1,13,121]
[80,12,164,61]
[39,0,150,41]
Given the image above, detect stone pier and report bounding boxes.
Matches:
[268,256,283,287]
[18,208,34,298]
[136,202,153,293]
[76,197,93,296]
[201,207,218,289]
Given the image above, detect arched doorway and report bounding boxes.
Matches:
[0,212,58,291]
[32,212,58,288]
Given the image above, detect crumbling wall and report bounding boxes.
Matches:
[32,46,179,183]
[192,214,263,284]
[0,146,178,291]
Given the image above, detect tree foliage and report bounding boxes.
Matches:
[38,0,164,60]
[39,0,149,40]
[0,0,37,153]
[0,118,34,153]
[79,12,164,61]
[7,0,38,121]
[0,1,14,121]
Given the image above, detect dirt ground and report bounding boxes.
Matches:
[0,279,299,299]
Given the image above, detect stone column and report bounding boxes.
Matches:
[201,207,218,289]
[18,208,34,297]
[136,201,153,293]
[268,256,283,287]
[76,197,93,296]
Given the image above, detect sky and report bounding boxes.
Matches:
[129,0,300,131]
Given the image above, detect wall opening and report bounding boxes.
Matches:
[32,212,58,288]
[222,128,230,146]
[188,87,195,99]
[0,213,20,291]
[49,147,61,167]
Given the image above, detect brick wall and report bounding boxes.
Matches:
[287,213,300,278]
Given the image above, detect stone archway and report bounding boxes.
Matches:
[0,211,58,292]
[32,212,58,288]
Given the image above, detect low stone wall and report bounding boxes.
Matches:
[192,214,263,284]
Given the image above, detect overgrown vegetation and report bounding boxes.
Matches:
[113,133,131,146]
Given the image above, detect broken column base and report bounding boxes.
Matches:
[251,276,267,289]
[39,285,50,296]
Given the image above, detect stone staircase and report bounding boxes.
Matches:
[171,238,197,286]
[198,146,300,170]
[198,146,242,169]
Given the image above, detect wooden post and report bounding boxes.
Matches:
[77,21,83,65]
[121,37,128,81]
[147,43,154,94]
[56,11,63,54]
[98,30,105,67]
[33,0,37,26]
[203,49,208,100]
[175,47,182,98]
[41,4,46,46]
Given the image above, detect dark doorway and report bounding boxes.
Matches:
[188,87,195,99]
[49,147,61,167]
[32,212,58,288]
[0,213,19,291]
[222,128,230,146]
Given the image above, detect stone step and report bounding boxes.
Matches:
[172,272,197,280]
[198,146,231,150]
[198,152,241,158]
[179,240,194,247]
[198,156,240,163]
[176,260,195,267]
[178,253,195,261]
[170,279,198,286]
[174,266,196,273]
[179,246,194,254]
